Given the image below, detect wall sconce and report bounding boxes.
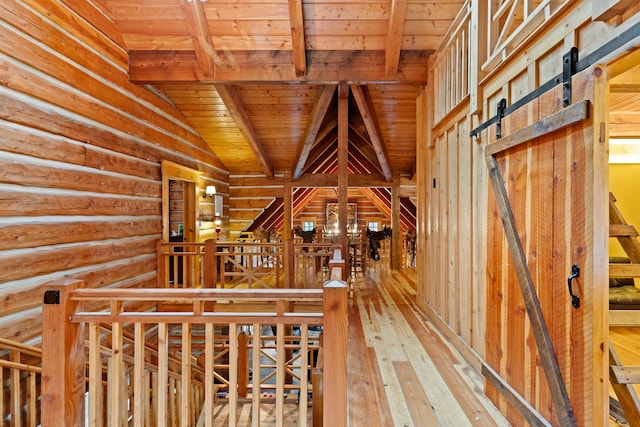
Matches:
[202,185,216,199]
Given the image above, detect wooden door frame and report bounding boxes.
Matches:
[161,160,201,241]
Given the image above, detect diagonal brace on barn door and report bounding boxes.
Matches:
[484,100,590,427]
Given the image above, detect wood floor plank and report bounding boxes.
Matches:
[347,268,510,426]
[348,294,393,427]
[394,360,441,426]
[389,272,507,426]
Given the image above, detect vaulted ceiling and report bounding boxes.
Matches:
[96,0,466,229]
[97,0,465,174]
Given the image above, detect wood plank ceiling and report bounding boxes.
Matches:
[96,0,466,230]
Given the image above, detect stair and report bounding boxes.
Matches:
[608,192,640,426]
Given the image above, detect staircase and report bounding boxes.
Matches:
[608,192,640,425]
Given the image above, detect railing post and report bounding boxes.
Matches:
[322,278,347,427]
[329,246,347,281]
[204,239,215,288]
[237,332,249,397]
[41,277,85,427]
[157,239,165,287]
[285,238,294,288]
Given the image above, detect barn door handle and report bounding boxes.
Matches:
[567,264,580,309]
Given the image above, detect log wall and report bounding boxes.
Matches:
[0,1,228,344]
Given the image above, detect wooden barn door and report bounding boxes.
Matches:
[484,65,609,426]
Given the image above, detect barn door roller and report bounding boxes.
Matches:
[563,47,579,107]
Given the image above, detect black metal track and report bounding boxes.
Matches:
[470,18,640,138]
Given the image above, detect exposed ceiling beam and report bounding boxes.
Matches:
[350,85,393,182]
[182,0,216,78]
[215,85,274,178]
[128,50,429,84]
[292,85,337,180]
[296,173,390,187]
[385,0,409,78]
[288,0,307,77]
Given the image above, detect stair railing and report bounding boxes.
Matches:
[0,337,42,426]
[41,247,347,427]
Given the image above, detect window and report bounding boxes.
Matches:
[303,221,315,232]
[368,221,379,232]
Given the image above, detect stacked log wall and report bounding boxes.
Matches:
[0,1,228,344]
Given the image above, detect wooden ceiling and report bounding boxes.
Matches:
[611,64,640,139]
[96,0,466,179]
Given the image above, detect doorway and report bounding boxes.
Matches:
[161,160,199,241]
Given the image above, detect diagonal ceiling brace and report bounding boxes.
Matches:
[350,84,393,181]
[183,0,216,78]
[292,85,337,180]
[215,85,274,178]
[287,0,307,77]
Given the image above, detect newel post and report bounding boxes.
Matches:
[41,277,86,427]
[285,238,294,288]
[323,277,348,426]
[204,239,216,288]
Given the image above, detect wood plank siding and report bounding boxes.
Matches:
[0,1,228,342]
[417,1,640,426]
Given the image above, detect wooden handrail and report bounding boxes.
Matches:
[0,337,43,426]
[42,244,348,427]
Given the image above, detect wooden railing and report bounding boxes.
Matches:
[41,249,348,427]
[483,0,570,71]
[293,242,335,288]
[433,0,471,123]
[158,239,341,290]
[0,338,42,426]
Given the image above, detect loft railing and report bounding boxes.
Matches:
[158,239,341,290]
[0,337,42,426]
[293,242,335,289]
[433,1,471,124]
[41,249,348,427]
[483,0,571,71]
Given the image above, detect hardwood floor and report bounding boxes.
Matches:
[348,267,510,427]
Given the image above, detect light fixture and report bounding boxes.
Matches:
[202,185,216,199]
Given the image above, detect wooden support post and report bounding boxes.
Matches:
[322,279,347,427]
[237,332,249,397]
[285,238,295,288]
[338,85,350,271]
[204,239,215,288]
[41,277,86,427]
[157,239,166,287]
[391,176,402,269]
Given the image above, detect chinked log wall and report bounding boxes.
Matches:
[0,1,228,344]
